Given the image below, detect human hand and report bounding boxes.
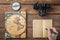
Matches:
[48,27,58,40]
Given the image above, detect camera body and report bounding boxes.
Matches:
[33,2,51,16]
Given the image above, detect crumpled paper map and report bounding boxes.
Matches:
[5,11,26,38]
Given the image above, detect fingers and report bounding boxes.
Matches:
[48,28,51,36]
[52,28,58,34]
[48,27,58,40]
[48,27,58,36]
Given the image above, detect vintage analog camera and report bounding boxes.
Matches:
[33,2,51,16]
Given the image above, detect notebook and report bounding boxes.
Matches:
[33,19,52,38]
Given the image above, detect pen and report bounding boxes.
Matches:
[46,28,58,35]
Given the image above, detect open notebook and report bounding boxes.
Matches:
[33,19,52,38]
[5,11,26,38]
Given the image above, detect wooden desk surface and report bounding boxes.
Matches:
[0,0,60,40]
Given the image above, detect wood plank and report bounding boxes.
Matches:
[20,5,60,15]
[0,0,60,5]
[0,15,4,28]
[0,0,35,5]
[0,28,5,38]
[0,39,5,40]
[0,5,60,15]
[7,38,27,40]
[27,15,60,28]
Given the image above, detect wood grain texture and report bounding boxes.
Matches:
[0,14,60,39]
[0,0,60,40]
[0,15,5,28]
[0,5,60,15]
[27,15,60,27]
[0,0,60,5]
[0,28,5,38]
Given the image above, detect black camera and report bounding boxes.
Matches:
[33,2,51,16]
